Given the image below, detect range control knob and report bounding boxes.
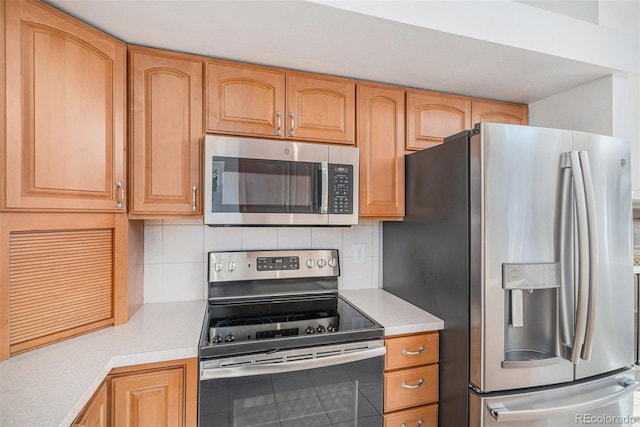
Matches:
[227,261,236,271]
[305,326,316,334]
[327,324,338,333]
[328,257,337,268]
[306,259,315,268]
[317,259,327,268]
[212,335,222,344]
[224,334,235,342]
[316,325,326,333]
[214,262,224,272]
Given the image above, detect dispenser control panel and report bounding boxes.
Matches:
[502,263,560,290]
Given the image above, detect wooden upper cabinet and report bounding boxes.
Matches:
[357,83,405,219]
[206,60,285,138]
[129,47,203,217]
[3,0,126,211]
[206,62,355,144]
[406,90,471,151]
[286,72,355,144]
[471,99,528,126]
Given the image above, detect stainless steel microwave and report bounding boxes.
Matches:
[204,135,359,226]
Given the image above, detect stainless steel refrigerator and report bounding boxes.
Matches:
[383,123,638,426]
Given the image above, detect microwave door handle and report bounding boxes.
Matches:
[579,151,598,360]
[569,150,589,364]
[319,162,329,214]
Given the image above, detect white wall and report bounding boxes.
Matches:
[529,73,640,198]
[528,76,613,134]
[143,220,382,303]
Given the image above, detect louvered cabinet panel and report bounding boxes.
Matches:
[8,229,115,354]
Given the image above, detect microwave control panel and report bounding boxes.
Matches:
[329,164,353,214]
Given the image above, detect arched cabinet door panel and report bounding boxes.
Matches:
[471,99,529,126]
[129,47,203,217]
[406,90,471,151]
[4,0,126,211]
[357,83,405,220]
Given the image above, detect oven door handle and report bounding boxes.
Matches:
[200,345,386,380]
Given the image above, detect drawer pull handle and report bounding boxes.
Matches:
[401,420,424,427]
[400,378,424,389]
[401,346,425,356]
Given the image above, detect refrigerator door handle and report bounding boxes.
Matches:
[558,162,572,345]
[569,151,590,364]
[488,377,640,422]
[579,151,598,361]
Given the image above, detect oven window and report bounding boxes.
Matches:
[212,157,318,213]
[199,356,383,427]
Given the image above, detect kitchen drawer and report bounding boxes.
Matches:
[385,331,439,370]
[384,364,438,412]
[384,403,438,427]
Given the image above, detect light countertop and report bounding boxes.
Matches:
[340,288,444,336]
[0,290,441,427]
[0,300,206,427]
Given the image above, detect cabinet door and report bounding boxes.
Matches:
[129,47,203,217]
[471,99,528,125]
[357,83,405,219]
[287,72,355,144]
[206,60,285,138]
[0,212,138,360]
[72,382,108,427]
[3,0,126,211]
[406,90,471,150]
[111,367,185,427]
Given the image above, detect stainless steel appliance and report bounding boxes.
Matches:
[198,249,385,427]
[204,135,359,226]
[383,123,638,426]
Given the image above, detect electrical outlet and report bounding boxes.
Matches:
[352,243,366,264]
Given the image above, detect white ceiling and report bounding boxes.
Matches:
[46,0,626,104]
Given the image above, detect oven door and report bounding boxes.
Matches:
[199,340,385,427]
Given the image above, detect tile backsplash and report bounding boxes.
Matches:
[143,219,382,303]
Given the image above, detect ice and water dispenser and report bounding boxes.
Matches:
[502,263,561,367]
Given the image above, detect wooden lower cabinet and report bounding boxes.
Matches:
[384,331,439,426]
[384,404,438,427]
[72,382,108,427]
[72,358,197,427]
